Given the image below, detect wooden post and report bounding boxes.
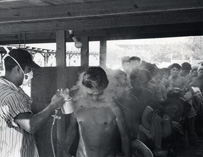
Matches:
[100,39,107,68]
[55,30,66,157]
[80,37,89,69]
[44,51,49,66]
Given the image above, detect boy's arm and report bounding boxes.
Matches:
[111,102,132,157]
[64,113,78,152]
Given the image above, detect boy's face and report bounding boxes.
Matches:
[85,87,104,100]
[130,60,140,69]
[130,77,143,89]
[180,69,190,76]
[122,62,131,73]
[191,70,198,77]
[170,67,180,77]
[198,69,203,77]
[154,73,162,82]
[183,90,193,101]
[163,72,169,79]
[117,74,128,87]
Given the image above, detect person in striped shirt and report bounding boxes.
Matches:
[0,49,65,157]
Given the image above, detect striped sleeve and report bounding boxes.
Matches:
[1,93,31,127]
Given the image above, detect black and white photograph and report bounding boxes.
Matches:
[0,0,203,157]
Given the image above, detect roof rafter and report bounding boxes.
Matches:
[0,8,202,35]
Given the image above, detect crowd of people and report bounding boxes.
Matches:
[112,56,203,156]
[63,56,203,157]
[118,56,203,156]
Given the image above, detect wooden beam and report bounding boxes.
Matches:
[0,0,134,23]
[56,31,66,67]
[0,0,50,6]
[0,22,202,44]
[80,37,89,68]
[136,0,203,10]
[0,0,202,24]
[0,32,56,44]
[25,0,49,6]
[100,39,106,68]
[55,30,66,157]
[0,0,76,6]
[0,0,36,9]
[37,0,65,5]
[40,0,86,5]
[0,8,202,35]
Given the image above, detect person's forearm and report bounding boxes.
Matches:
[15,102,56,134]
[65,116,77,151]
[122,135,132,157]
[65,127,77,151]
[29,103,56,133]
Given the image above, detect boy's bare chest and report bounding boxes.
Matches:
[170,77,184,87]
[75,107,116,126]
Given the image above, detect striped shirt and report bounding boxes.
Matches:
[0,77,39,157]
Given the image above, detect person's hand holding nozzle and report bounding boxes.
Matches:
[59,88,74,114]
[50,89,66,110]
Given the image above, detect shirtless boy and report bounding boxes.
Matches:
[64,67,131,157]
[191,64,203,91]
[168,63,189,90]
[168,63,186,90]
[168,63,199,146]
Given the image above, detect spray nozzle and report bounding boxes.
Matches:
[58,88,71,100]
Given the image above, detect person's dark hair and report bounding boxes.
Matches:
[161,68,170,76]
[4,48,40,72]
[169,63,181,70]
[82,67,109,90]
[130,68,152,83]
[167,88,184,98]
[141,68,152,82]
[129,56,141,63]
[114,69,127,80]
[154,68,162,77]
[181,62,191,70]
[4,57,18,72]
[129,68,138,81]
[141,61,158,77]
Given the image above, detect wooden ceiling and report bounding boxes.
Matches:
[0,0,202,44]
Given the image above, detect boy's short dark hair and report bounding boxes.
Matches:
[130,68,152,83]
[169,63,181,70]
[82,67,109,90]
[181,62,191,70]
[160,68,170,76]
[114,69,127,80]
[129,56,141,63]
